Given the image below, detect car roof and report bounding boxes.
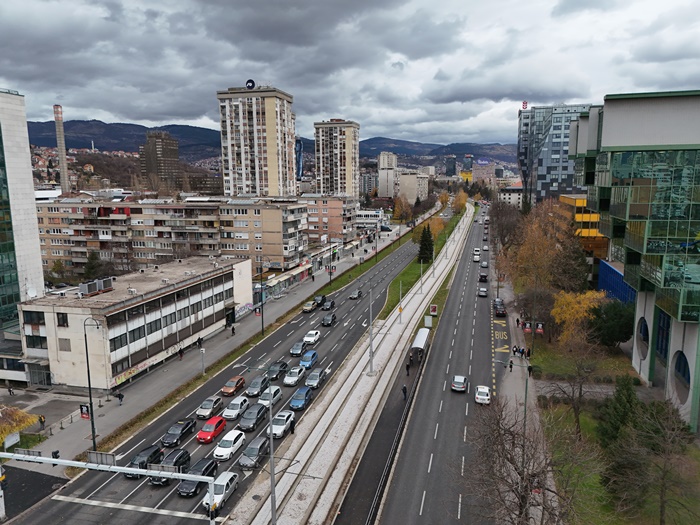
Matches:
[214,471,238,484]
[277,409,294,417]
[297,386,311,393]
[302,350,316,357]
[309,367,324,374]
[204,415,224,424]
[220,429,244,440]
[163,449,188,462]
[249,435,267,446]
[453,375,467,382]
[476,385,490,392]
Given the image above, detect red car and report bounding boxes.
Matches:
[196,416,226,444]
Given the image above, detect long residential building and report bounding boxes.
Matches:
[217,85,297,198]
[571,89,700,431]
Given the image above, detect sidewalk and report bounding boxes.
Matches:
[1,213,431,480]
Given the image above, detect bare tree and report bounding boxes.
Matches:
[463,398,604,525]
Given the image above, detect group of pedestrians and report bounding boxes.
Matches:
[512,345,530,359]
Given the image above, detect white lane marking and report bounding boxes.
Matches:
[467,382,471,394]
[342,332,348,339]
[86,472,122,499]
[439,400,443,413]
[428,453,433,473]
[287,330,295,337]
[464,426,467,442]
[273,341,281,347]
[52,495,207,520]
[342,313,348,319]
[321,356,328,365]
[419,490,426,516]
[242,357,251,365]
[469,364,471,376]
[446,364,449,375]
[257,352,267,361]
[434,423,439,439]
[461,456,465,477]
[449,350,452,359]
[465,403,469,416]
[458,494,462,520]
[121,477,149,503]
[114,439,145,461]
[154,484,179,508]
[362,319,368,327]
[331,343,338,352]
[453,328,457,336]
[443,380,446,391]
[470,349,473,360]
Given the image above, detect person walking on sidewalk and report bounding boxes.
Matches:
[528,365,533,377]
[117,391,124,405]
[290,417,296,434]
[402,384,407,400]
[516,318,520,328]
[512,345,517,356]
[7,385,15,396]
[409,352,413,366]
[231,324,236,336]
[39,414,46,430]
[406,362,410,376]
[509,360,513,372]
[178,348,184,361]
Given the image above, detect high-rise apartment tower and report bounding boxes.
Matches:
[314,119,360,198]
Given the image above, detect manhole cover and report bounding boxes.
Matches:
[252,495,261,501]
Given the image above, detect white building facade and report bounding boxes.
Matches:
[314,119,360,198]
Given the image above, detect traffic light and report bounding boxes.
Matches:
[51,450,60,466]
[0,478,7,491]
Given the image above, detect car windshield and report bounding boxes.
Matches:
[272,416,287,425]
[229,401,242,409]
[225,380,237,387]
[202,423,215,432]
[288,369,300,377]
[260,390,274,400]
[293,391,306,400]
[167,425,181,435]
[219,439,233,448]
[200,399,213,409]
[243,445,259,457]
[251,378,262,387]
[293,342,303,349]
[309,372,319,380]
[214,484,226,495]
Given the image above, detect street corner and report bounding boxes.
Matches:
[2,465,68,520]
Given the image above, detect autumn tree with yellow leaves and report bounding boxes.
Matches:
[0,405,39,445]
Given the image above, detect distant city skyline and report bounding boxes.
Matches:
[1,0,697,145]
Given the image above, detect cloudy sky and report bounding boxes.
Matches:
[2,0,699,145]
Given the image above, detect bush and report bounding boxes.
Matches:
[602,375,614,384]
[537,395,550,408]
[593,376,602,384]
[632,376,642,386]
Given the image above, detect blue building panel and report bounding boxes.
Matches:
[598,260,636,303]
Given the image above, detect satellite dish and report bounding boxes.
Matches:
[245,79,256,90]
[27,287,38,299]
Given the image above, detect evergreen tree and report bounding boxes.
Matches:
[597,375,640,449]
[589,300,635,348]
[418,224,433,263]
[84,251,103,280]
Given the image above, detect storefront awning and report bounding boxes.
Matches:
[288,263,312,277]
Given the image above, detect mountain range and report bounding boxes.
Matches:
[28,120,516,164]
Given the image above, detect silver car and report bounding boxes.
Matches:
[305,367,327,389]
[222,396,249,421]
[201,471,239,511]
[196,396,223,419]
[266,410,295,439]
[238,436,270,470]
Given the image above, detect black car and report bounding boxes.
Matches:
[321,313,336,327]
[493,298,505,309]
[495,306,507,317]
[483,235,488,241]
[268,360,289,380]
[321,299,335,311]
[239,403,268,432]
[160,418,196,447]
[124,445,164,479]
[314,295,326,307]
[290,340,308,357]
[246,375,270,397]
[177,457,217,497]
[149,449,191,486]
[478,272,488,283]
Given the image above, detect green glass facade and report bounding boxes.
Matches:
[0,124,21,326]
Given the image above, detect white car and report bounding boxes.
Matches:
[284,366,306,387]
[258,385,282,408]
[267,410,295,439]
[482,245,489,251]
[303,330,321,345]
[212,429,246,461]
[478,287,488,297]
[201,471,239,511]
[222,396,249,421]
[473,255,481,263]
[475,385,491,405]
[451,375,467,392]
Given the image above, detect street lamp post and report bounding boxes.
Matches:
[83,317,100,452]
[326,231,343,285]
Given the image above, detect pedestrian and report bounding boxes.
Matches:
[402,384,407,400]
[311,274,315,282]
[231,324,236,336]
[8,385,15,396]
[526,348,531,359]
[528,365,533,377]
[509,360,513,372]
[521,347,525,358]
[418,349,423,362]
[409,352,413,366]
[178,348,184,361]
[406,362,410,376]
[512,345,517,356]
[117,392,124,406]
[196,337,203,348]
[290,417,296,434]
[516,318,520,328]
[39,414,46,430]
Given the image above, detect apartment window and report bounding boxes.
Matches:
[23,311,45,325]
[254,209,261,215]
[163,312,176,326]
[26,335,48,349]
[58,338,71,352]
[147,319,162,334]
[254,233,262,239]
[109,333,128,352]
[177,306,190,321]
[255,244,262,251]
[128,325,146,343]
[56,312,69,327]
[145,230,156,237]
[234,220,248,228]
[254,221,261,228]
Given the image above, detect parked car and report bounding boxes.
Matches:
[267,410,295,439]
[305,367,327,389]
[495,306,507,317]
[380,224,392,232]
[221,375,246,397]
[149,448,190,486]
[239,403,268,432]
[246,375,270,397]
[196,396,223,419]
[201,471,239,511]
[289,386,314,411]
[451,375,467,392]
[238,436,270,470]
[196,416,226,444]
[321,299,335,311]
[125,445,164,479]
[284,366,306,387]
[258,385,282,408]
[349,289,363,300]
[475,385,491,405]
[212,429,246,461]
[177,458,217,497]
[222,395,249,420]
[160,418,196,447]
[321,313,336,327]
[290,340,308,357]
[268,360,289,380]
[300,350,318,369]
[303,330,321,345]
[302,301,317,313]
[493,298,505,310]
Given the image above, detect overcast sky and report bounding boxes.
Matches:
[2,0,699,145]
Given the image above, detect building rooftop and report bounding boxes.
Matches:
[24,257,243,312]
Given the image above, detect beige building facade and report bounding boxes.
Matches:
[314,119,360,198]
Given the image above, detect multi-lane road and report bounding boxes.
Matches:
[14,240,419,525]
[377,211,506,524]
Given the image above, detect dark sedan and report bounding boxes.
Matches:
[239,403,268,432]
[268,360,289,380]
[177,458,218,497]
[321,313,336,327]
[321,299,335,311]
[161,418,197,447]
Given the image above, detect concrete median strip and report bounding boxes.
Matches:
[230,209,473,525]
